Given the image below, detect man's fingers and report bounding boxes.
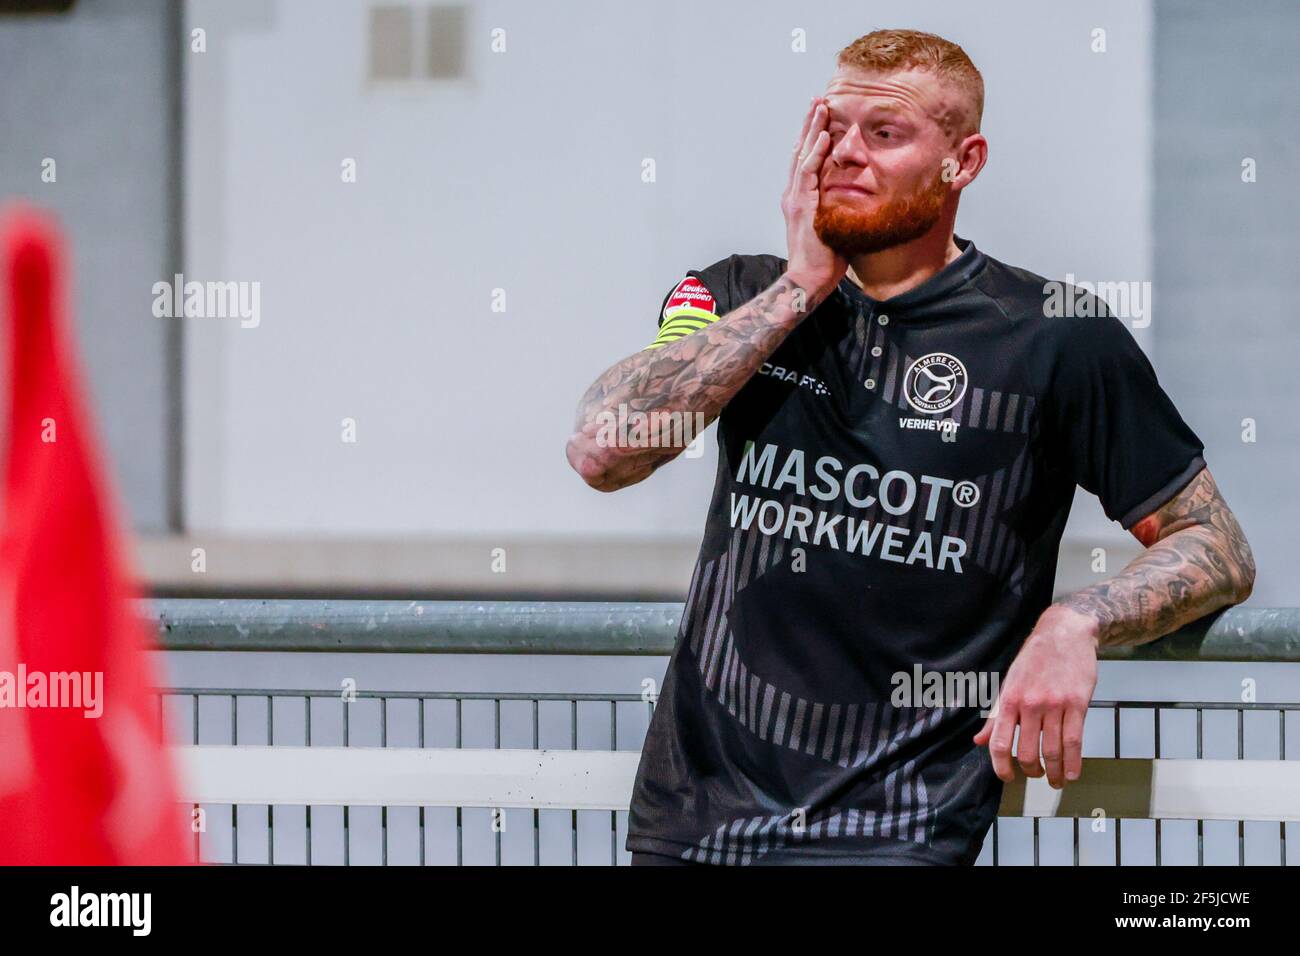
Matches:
[798,129,831,194]
[1062,706,1086,782]
[788,97,818,181]
[803,128,830,169]
[799,99,825,158]
[787,97,820,184]
[1015,707,1044,778]
[986,704,1018,783]
[795,103,827,181]
[1041,709,1064,788]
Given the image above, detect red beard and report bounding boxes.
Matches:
[813,172,949,255]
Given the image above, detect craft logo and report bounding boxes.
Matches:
[758,362,831,397]
[903,353,967,414]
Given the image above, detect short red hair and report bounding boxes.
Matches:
[836,29,984,139]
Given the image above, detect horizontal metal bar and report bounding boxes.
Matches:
[146,600,1300,661]
[150,599,683,654]
[160,688,1300,711]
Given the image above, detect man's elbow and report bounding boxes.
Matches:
[1234,538,1257,604]
[1213,523,1257,606]
[565,432,621,492]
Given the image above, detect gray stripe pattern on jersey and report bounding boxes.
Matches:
[680,786,941,865]
[678,518,953,857]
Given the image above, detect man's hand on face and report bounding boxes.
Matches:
[972,605,1100,789]
[781,96,848,306]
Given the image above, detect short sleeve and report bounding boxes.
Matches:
[644,256,734,350]
[1046,309,1206,529]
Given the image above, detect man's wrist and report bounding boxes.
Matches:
[1036,602,1102,649]
[782,270,836,313]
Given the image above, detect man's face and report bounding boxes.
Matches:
[813,66,967,256]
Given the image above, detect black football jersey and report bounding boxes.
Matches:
[626,236,1206,864]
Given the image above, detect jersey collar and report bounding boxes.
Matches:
[837,234,985,317]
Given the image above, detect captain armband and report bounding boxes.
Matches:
[644,275,721,350]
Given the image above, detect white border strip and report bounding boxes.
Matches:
[177,745,640,811]
[176,747,1300,821]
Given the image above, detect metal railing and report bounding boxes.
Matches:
[150,600,1300,659]
[149,600,1300,866]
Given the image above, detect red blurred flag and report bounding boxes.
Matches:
[0,209,190,864]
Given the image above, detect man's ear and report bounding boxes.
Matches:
[948,133,988,190]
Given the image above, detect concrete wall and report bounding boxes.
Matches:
[0,0,177,531]
[1153,0,1300,605]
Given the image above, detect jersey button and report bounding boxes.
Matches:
[871,345,883,357]
[878,314,890,326]
[864,378,876,390]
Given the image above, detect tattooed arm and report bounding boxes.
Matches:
[564,273,830,493]
[976,466,1254,787]
[1057,466,1255,647]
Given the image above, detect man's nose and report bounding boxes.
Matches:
[828,124,869,167]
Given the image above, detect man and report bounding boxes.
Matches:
[565,29,1254,865]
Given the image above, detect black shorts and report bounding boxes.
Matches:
[630,851,708,866]
[630,848,945,866]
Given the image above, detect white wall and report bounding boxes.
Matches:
[183,0,1152,543]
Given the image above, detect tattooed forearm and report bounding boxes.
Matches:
[575,275,813,427]
[566,273,823,492]
[1059,467,1256,648]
